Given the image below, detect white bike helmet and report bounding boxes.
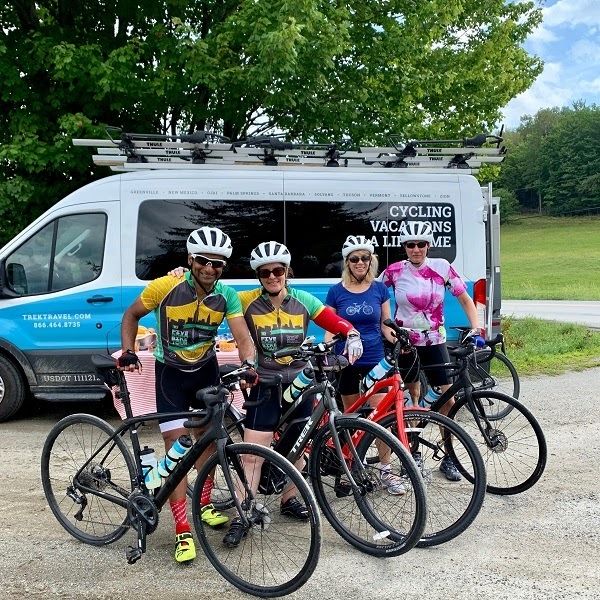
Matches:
[186,227,233,258]
[341,235,375,259]
[250,241,291,270]
[400,221,434,245]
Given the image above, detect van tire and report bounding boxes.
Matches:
[0,355,26,422]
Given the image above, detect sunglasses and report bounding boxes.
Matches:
[348,254,372,264]
[258,266,286,278]
[191,254,226,269]
[404,241,428,249]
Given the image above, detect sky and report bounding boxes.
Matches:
[501,0,600,129]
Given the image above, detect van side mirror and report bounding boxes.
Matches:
[0,261,24,298]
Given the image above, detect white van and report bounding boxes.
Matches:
[0,136,503,420]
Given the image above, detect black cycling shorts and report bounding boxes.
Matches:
[155,358,219,431]
[336,363,377,396]
[397,343,451,387]
[244,381,313,432]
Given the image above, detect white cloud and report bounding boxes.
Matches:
[542,0,600,28]
[570,39,600,62]
[588,77,600,93]
[527,0,600,52]
[500,62,573,127]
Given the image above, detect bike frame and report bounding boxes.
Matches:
[344,330,504,451]
[72,371,254,558]
[272,354,383,497]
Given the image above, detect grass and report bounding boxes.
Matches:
[501,316,600,376]
[501,216,600,300]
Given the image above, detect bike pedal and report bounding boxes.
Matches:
[334,481,352,498]
[125,546,143,564]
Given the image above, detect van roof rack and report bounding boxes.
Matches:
[73,129,506,174]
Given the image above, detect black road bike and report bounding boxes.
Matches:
[41,358,321,598]
[397,322,547,496]
[221,338,428,558]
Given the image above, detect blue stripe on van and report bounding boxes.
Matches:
[3,280,474,352]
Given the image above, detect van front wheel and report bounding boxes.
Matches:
[0,355,26,422]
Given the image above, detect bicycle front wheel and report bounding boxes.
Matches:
[41,413,136,545]
[310,416,427,557]
[449,391,547,495]
[377,410,486,547]
[192,442,321,598]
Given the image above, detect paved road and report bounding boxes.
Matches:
[501,300,600,328]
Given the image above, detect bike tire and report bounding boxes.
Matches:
[466,351,520,418]
[449,391,547,495]
[310,416,427,557]
[186,405,245,508]
[192,442,321,598]
[41,413,136,545]
[376,410,486,547]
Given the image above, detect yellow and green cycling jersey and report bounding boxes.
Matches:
[140,272,242,371]
[239,287,325,384]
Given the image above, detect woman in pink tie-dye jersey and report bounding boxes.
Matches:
[378,221,482,481]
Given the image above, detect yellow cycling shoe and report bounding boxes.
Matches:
[201,504,230,528]
[174,532,196,563]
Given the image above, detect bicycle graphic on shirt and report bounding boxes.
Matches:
[345,301,374,316]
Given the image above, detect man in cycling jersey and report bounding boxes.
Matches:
[118,226,256,564]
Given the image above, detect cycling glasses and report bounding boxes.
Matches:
[404,241,428,249]
[257,266,286,278]
[347,254,372,263]
[191,254,227,269]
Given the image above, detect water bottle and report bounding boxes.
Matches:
[157,434,193,477]
[282,367,314,403]
[362,356,394,392]
[140,446,161,490]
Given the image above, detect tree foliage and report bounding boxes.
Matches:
[498,104,600,215]
[0,0,542,245]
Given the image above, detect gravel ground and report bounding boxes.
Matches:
[1,368,599,600]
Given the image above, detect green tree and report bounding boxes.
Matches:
[494,187,519,223]
[0,0,542,245]
[499,104,600,215]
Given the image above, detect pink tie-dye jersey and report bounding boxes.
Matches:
[377,258,467,346]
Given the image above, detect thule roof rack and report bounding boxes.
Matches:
[73,129,506,174]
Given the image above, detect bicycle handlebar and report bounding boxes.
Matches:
[272,337,339,360]
[240,374,283,408]
[382,319,412,349]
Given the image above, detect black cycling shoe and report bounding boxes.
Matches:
[222,518,247,548]
[280,496,309,521]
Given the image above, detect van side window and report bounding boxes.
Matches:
[136,199,284,280]
[5,213,107,295]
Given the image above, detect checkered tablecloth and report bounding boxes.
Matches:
[112,350,244,419]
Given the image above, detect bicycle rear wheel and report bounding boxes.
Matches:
[467,350,520,418]
[310,416,427,557]
[192,442,321,598]
[377,410,486,547]
[449,391,547,495]
[41,413,135,545]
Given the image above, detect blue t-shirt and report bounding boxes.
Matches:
[325,281,389,366]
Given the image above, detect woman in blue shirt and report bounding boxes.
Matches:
[325,236,403,494]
